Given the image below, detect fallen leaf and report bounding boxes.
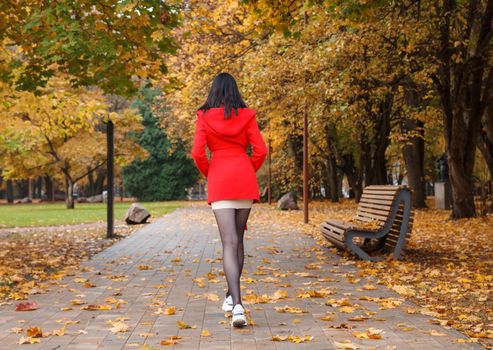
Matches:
[107,320,129,333]
[429,329,446,336]
[26,326,42,338]
[177,320,196,329]
[155,306,176,315]
[274,305,307,314]
[339,306,355,313]
[160,335,182,345]
[15,301,39,311]
[82,304,112,311]
[18,336,40,345]
[272,334,314,343]
[51,326,66,336]
[334,340,360,349]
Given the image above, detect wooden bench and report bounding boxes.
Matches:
[320,185,414,261]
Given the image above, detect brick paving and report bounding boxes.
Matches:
[0,205,484,350]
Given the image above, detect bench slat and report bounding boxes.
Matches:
[361,193,397,201]
[358,202,393,211]
[359,197,395,206]
[365,185,401,190]
[357,207,392,217]
[363,189,400,196]
[355,213,389,222]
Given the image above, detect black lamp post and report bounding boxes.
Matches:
[106,119,114,239]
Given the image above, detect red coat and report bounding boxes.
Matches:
[191,107,268,205]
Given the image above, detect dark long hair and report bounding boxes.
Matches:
[198,72,247,119]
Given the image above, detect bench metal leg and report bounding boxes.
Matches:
[392,189,413,259]
[345,232,384,262]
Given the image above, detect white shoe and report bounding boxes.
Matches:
[231,304,247,327]
[222,295,233,312]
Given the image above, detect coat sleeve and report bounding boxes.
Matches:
[246,112,268,172]
[191,112,209,177]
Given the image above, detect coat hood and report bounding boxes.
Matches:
[198,107,256,137]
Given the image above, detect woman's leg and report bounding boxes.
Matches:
[235,208,251,276]
[213,208,242,306]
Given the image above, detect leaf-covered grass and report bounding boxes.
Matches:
[0,225,134,301]
[269,200,493,347]
[0,201,184,228]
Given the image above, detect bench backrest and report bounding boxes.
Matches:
[356,185,414,252]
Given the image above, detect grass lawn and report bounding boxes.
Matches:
[0,201,184,228]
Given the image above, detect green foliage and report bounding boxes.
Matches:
[122,85,198,201]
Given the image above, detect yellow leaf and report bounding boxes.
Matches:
[339,306,355,313]
[177,320,196,329]
[429,329,446,336]
[18,336,40,344]
[107,321,129,333]
[334,340,360,349]
[160,335,181,345]
[274,305,307,313]
[51,326,66,336]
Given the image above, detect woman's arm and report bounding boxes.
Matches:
[246,112,268,172]
[191,112,209,177]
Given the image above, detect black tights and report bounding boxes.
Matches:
[212,208,251,307]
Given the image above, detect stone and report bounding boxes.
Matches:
[277,192,299,210]
[124,203,151,224]
[15,197,32,204]
[86,194,103,203]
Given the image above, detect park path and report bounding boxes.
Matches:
[0,204,483,350]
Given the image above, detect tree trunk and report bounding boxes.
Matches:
[324,155,339,202]
[6,179,14,203]
[433,0,492,218]
[478,133,493,182]
[340,153,362,201]
[402,81,427,208]
[87,166,95,196]
[94,168,107,195]
[478,105,493,212]
[480,104,493,177]
[36,176,42,198]
[28,178,33,199]
[45,176,53,202]
[64,173,75,209]
[361,93,393,186]
[287,133,304,194]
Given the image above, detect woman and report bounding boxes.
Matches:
[191,72,267,327]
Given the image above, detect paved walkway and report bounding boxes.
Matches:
[0,206,483,350]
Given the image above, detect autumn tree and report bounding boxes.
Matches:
[430,0,493,218]
[0,0,180,207]
[0,0,179,94]
[0,79,145,208]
